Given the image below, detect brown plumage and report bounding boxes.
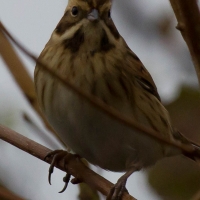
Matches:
[34,0,199,199]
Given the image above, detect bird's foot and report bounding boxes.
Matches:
[106,166,138,200]
[44,150,82,193]
[106,177,128,200]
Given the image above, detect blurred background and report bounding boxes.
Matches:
[1,0,200,199]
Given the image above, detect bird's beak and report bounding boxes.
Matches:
[87,9,99,21]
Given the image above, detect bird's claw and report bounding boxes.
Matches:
[44,150,72,192]
[59,173,71,193]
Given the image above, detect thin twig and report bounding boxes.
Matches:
[0,124,136,200]
[0,186,25,200]
[192,190,200,200]
[0,29,67,147]
[0,30,47,128]
[0,31,36,108]
[0,23,98,200]
[169,0,200,86]
[0,21,197,155]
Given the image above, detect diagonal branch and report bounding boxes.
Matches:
[169,0,200,87]
[0,124,136,200]
[0,27,100,200]
[0,21,197,155]
[0,186,25,200]
[0,30,36,110]
[0,29,67,148]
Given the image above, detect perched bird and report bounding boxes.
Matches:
[34,0,199,199]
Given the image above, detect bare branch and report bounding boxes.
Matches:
[0,124,136,200]
[192,190,200,200]
[0,29,68,148]
[0,21,197,155]
[0,31,36,108]
[0,30,45,127]
[0,186,25,200]
[169,0,200,87]
[0,30,99,200]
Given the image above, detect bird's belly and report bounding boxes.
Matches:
[44,86,165,172]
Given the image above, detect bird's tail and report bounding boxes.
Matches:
[172,129,200,164]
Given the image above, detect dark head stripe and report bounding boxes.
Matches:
[100,29,115,52]
[62,28,85,53]
[83,0,111,8]
[96,0,111,7]
[101,10,120,40]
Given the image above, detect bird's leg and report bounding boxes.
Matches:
[107,167,139,200]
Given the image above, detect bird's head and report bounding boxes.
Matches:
[51,0,120,53]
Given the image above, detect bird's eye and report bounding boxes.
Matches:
[108,10,111,18]
[71,6,78,16]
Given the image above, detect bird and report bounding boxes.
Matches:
[34,0,200,199]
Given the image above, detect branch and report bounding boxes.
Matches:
[169,0,200,87]
[0,124,136,200]
[192,190,200,200]
[0,22,197,156]
[0,6,200,200]
[0,186,25,200]
[0,29,67,147]
[0,30,36,109]
[0,29,46,127]
[0,24,100,200]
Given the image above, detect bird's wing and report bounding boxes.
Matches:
[125,47,161,101]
